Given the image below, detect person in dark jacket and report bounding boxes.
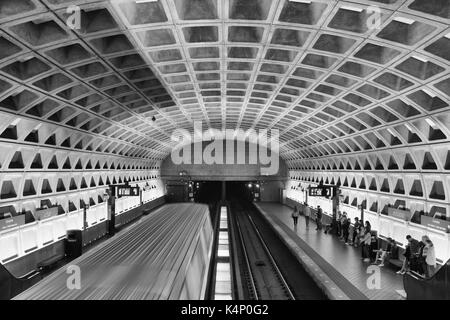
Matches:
[341,213,350,244]
[352,217,362,247]
[315,206,323,231]
[397,235,420,275]
[291,206,299,227]
[336,211,342,237]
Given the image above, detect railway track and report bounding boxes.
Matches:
[231,201,295,300]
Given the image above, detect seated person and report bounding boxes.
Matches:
[324,220,336,234]
[388,241,399,261]
[374,237,394,267]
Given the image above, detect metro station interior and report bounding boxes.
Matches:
[0,0,449,301]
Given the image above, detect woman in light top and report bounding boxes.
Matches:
[423,239,436,278]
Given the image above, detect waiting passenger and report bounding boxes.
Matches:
[315,206,323,231]
[351,217,362,247]
[341,213,350,244]
[417,236,430,275]
[397,235,420,275]
[364,221,372,233]
[374,237,393,267]
[304,203,310,228]
[291,206,299,227]
[336,211,342,237]
[361,226,372,262]
[423,239,436,278]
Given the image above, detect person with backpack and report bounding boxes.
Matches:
[291,206,299,227]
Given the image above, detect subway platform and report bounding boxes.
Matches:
[255,202,405,300]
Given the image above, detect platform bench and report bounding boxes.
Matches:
[387,246,404,269]
[37,254,62,271]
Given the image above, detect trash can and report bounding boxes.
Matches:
[65,229,82,259]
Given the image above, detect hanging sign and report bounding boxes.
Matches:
[308,186,333,198]
[117,186,140,197]
[0,215,25,231]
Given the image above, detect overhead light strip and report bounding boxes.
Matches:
[425,118,437,128]
[394,16,415,25]
[214,206,232,300]
[341,5,363,12]
[135,0,158,3]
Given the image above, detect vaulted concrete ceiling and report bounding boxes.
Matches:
[0,0,449,163]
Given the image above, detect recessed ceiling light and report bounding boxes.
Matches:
[412,55,428,63]
[341,5,363,12]
[422,88,436,97]
[425,118,437,128]
[19,55,34,62]
[135,0,158,3]
[289,0,312,3]
[394,17,415,25]
[387,128,396,136]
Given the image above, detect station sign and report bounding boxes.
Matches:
[308,186,333,198]
[421,215,450,233]
[387,207,412,221]
[117,185,140,197]
[35,207,58,221]
[0,215,25,231]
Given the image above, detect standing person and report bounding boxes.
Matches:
[342,213,350,244]
[336,211,342,238]
[361,227,372,262]
[424,239,436,278]
[417,236,430,276]
[291,206,299,227]
[352,217,361,247]
[340,212,347,239]
[397,235,420,275]
[315,206,323,231]
[304,202,310,228]
[364,221,372,233]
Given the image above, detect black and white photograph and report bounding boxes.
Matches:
[0,0,449,309]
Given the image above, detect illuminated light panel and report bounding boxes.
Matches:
[341,5,363,12]
[394,17,415,25]
[422,88,436,97]
[425,118,437,128]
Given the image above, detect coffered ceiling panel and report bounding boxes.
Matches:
[0,0,448,163]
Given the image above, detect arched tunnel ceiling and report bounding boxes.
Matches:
[0,0,449,163]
